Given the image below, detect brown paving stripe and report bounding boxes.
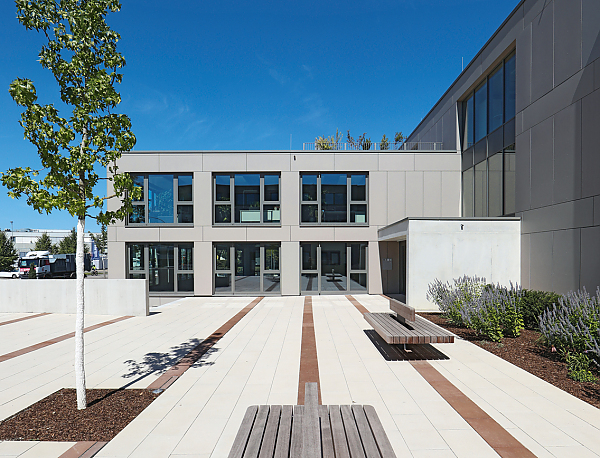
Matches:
[0,316,132,363]
[298,296,321,405]
[350,295,535,458]
[410,361,536,458]
[0,312,51,327]
[58,441,107,458]
[147,296,264,391]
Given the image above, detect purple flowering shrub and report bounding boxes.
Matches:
[426,275,485,325]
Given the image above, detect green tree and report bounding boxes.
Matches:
[58,228,77,254]
[394,131,405,149]
[0,232,18,271]
[90,224,107,255]
[1,0,138,409]
[33,232,53,251]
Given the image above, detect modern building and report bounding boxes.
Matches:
[108,0,600,306]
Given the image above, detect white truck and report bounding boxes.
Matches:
[19,251,91,279]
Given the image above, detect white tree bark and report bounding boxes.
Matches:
[75,215,87,409]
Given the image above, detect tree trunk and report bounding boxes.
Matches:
[75,216,86,409]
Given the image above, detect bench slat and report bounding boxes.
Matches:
[258,405,281,458]
[245,405,270,458]
[274,405,293,458]
[389,298,415,322]
[365,313,455,345]
[341,405,366,458]
[319,405,335,458]
[364,405,398,458]
[303,383,321,458]
[329,406,350,458]
[228,405,258,458]
[352,405,382,458]
[290,405,304,457]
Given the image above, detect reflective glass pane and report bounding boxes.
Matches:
[129,244,144,271]
[301,273,318,292]
[263,204,280,223]
[350,273,367,291]
[177,205,193,223]
[321,174,347,222]
[148,175,174,224]
[148,244,174,292]
[474,81,487,143]
[350,243,367,270]
[215,205,231,223]
[320,242,346,291]
[264,175,279,201]
[504,54,516,121]
[264,244,279,270]
[235,174,260,223]
[235,243,260,292]
[215,244,230,271]
[351,174,366,201]
[301,243,317,271]
[215,273,232,293]
[301,204,318,223]
[462,167,474,217]
[488,153,503,217]
[132,175,144,201]
[474,161,487,217]
[350,204,367,223]
[215,175,231,201]
[178,244,193,271]
[178,174,193,201]
[488,66,503,132]
[302,174,317,201]
[129,205,145,224]
[464,96,474,148]
[178,273,194,292]
[129,272,145,279]
[504,147,516,214]
[263,274,280,292]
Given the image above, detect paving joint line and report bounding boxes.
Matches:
[298,295,321,405]
[0,312,51,327]
[58,441,107,458]
[349,295,536,458]
[0,316,133,363]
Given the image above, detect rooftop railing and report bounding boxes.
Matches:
[302,141,444,151]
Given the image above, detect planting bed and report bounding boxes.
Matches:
[421,313,600,409]
[0,388,160,441]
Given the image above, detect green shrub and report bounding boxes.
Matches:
[518,290,561,330]
[563,351,597,383]
[28,263,37,279]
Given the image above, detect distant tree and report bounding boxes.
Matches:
[34,232,53,251]
[0,232,18,271]
[394,131,405,149]
[58,228,89,254]
[28,262,37,279]
[90,224,107,255]
[315,129,343,150]
[1,0,137,410]
[380,134,390,150]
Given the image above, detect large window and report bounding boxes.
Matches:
[300,242,368,294]
[128,174,193,225]
[300,173,368,225]
[127,243,194,293]
[213,174,280,225]
[214,243,280,294]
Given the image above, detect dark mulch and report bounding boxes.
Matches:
[421,313,600,409]
[0,388,160,441]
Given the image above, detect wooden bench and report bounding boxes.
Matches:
[364,296,455,345]
[228,383,397,458]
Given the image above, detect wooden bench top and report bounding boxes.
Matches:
[364,312,455,345]
[228,383,397,458]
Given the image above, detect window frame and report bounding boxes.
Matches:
[212,173,281,226]
[127,174,194,227]
[300,172,369,226]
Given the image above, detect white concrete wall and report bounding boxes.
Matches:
[0,279,149,316]
[406,219,521,311]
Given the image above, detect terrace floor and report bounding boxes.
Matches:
[1,295,599,457]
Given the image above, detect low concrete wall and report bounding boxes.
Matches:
[0,279,149,316]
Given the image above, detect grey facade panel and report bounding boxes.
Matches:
[521,197,594,234]
[582,0,600,66]
[441,107,456,151]
[516,24,532,113]
[581,88,600,198]
[551,229,581,294]
[529,230,553,292]
[595,195,600,226]
[515,130,531,213]
[580,225,600,291]
[553,101,582,204]
[530,3,554,102]
[530,117,553,209]
[554,0,582,86]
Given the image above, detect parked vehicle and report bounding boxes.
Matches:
[19,251,91,279]
[0,268,19,279]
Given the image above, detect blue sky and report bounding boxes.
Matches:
[0,0,519,232]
